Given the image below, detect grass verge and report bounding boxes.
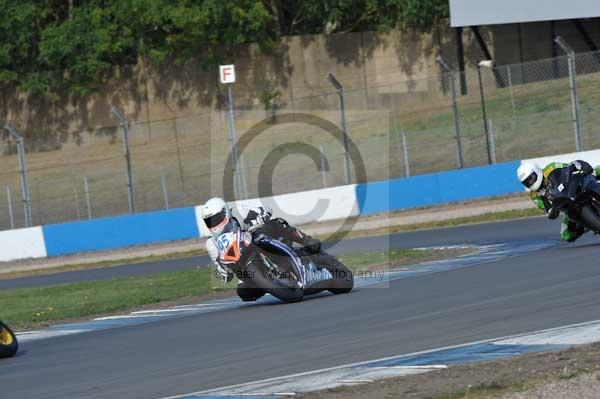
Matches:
[0,248,206,280]
[0,268,218,331]
[0,247,469,331]
[298,341,600,399]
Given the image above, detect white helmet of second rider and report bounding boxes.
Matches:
[517,162,543,192]
[202,197,231,237]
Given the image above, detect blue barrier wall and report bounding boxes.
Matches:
[355,161,523,215]
[43,207,199,256]
[39,161,523,258]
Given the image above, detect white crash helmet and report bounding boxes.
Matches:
[517,162,543,192]
[202,197,231,236]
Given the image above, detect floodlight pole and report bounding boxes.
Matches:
[555,36,582,152]
[436,56,464,168]
[4,124,31,227]
[327,72,351,184]
[111,107,136,213]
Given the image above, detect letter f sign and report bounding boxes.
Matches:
[220,65,236,84]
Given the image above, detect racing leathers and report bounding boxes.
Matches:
[531,161,600,242]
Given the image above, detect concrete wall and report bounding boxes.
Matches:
[0,227,47,262]
[523,149,600,169]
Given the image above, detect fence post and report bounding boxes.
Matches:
[160,167,170,210]
[488,119,497,164]
[83,176,92,220]
[327,72,352,184]
[555,36,583,151]
[111,107,136,213]
[319,145,328,188]
[402,130,411,177]
[6,186,14,229]
[436,56,464,168]
[4,124,32,227]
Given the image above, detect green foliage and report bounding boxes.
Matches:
[40,4,138,96]
[0,0,448,97]
[398,0,450,30]
[126,0,273,64]
[267,0,448,35]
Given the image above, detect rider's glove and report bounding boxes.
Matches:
[215,264,233,283]
[246,207,273,232]
[255,213,270,227]
[570,161,593,175]
[547,207,560,220]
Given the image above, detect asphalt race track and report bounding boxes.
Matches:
[4,216,600,398]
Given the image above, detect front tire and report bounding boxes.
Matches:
[315,253,354,295]
[245,262,303,303]
[580,204,600,232]
[0,321,18,358]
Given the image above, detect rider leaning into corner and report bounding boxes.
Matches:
[201,197,343,301]
[517,160,600,242]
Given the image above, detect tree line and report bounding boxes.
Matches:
[0,0,448,98]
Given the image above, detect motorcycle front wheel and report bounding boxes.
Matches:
[580,204,600,232]
[0,321,18,358]
[318,254,354,295]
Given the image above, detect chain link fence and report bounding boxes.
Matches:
[2,48,600,231]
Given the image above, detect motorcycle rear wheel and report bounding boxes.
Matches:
[0,321,18,358]
[580,204,600,232]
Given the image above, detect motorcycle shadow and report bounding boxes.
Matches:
[558,241,600,250]
[249,290,344,306]
[0,348,27,359]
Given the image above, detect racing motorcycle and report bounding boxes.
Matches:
[0,320,18,358]
[549,166,600,232]
[215,224,353,303]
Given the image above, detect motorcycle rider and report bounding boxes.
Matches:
[201,197,324,300]
[517,160,600,242]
